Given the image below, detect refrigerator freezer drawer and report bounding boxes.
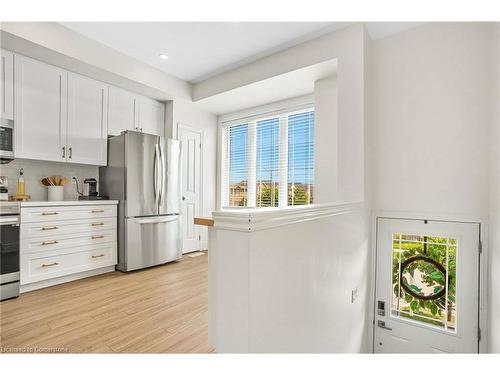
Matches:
[122,215,181,271]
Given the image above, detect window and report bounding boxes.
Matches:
[228,124,249,207]
[223,107,315,208]
[391,233,457,332]
[256,118,280,207]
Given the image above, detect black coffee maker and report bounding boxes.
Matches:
[78,178,108,200]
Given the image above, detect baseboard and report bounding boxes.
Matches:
[20,266,116,293]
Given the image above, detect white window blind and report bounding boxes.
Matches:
[223,107,314,209]
[288,111,315,206]
[227,124,249,207]
[256,117,280,207]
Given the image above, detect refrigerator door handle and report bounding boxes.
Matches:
[134,215,179,225]
[158,141,165,205]
[154,143,161,207]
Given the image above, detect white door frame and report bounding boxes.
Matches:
[176,123,204,251]
[368,210,488,354]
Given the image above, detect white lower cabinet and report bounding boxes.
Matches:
[20,203,118,291]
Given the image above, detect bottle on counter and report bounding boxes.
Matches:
[16,168,25,196]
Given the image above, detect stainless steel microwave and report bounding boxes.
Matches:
[0,122,14,164]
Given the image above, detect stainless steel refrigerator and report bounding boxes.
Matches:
[99,131,182,272]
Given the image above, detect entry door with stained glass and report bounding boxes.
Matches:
[374,218,480,353]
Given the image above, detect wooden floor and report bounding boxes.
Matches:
[0,253,213,353]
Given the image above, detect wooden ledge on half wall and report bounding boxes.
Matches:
[194,217,214,227]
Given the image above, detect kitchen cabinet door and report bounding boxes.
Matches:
[137,96,165,137]
[67,73,108,166]
[1,49,14,120]
[15,55,68,162]
[108,86,136,136]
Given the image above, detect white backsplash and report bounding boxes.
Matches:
[0,159,98,201]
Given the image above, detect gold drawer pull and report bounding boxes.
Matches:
[41,240,59,246]
[92,254,105,259]
[42,262,59,267]
[92,235,105,240]
[42,226,58,231]
[91,222,105,226]
[42,212,59,216]
[91,209,104,213]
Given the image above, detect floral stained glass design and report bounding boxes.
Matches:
[391,234,457,331]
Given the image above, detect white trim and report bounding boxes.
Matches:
[247,121,257,207]
[218,94,314,125]
[278,115,288,208]
[220,104,314,128]
[212,201,364,232]
[368,209,488,354]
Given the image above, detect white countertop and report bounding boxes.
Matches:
[20,200,119,207]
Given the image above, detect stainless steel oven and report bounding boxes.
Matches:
[0,202,20,301]
[0,121,14,163]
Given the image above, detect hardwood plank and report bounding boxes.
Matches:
[0,253,212,353]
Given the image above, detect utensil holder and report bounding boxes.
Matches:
[47,186,64,201]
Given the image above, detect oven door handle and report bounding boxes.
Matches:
[0,217,20,225]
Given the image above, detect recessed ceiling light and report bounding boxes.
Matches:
[159,54,169,60]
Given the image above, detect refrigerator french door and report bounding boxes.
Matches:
[99,131,182,272]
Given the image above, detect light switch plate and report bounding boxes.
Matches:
[351,288,358,303]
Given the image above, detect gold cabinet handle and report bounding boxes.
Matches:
[91,209,104,213]
[92,254,105,258]
[91,235,104,240]
[42,262,59,267]
[42,212,59,216]
[41,240,59,246]
[42,226,58,231]
[91,222,104,226]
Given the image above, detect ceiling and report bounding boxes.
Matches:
[60,22,423,83]
[196,59,337,115]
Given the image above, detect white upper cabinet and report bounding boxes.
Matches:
[1,49,14,120]
[12,50,165,165]
[67,73,108,166]
[137,96,165,137]
[108,86,136,136]
[15,55,68,162]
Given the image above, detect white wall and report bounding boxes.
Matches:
[371,23,491,217]
[0,159,97,201]
[314,77,338,203]
[488,23,500,353]
[209,205,369,353]
[167,99,218,249]
[371,22,497,352]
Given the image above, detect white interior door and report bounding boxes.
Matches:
[178,125,202,253]
[374,218,480,353]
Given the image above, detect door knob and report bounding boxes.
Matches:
[182,196,186,201]
[377,320,392,331]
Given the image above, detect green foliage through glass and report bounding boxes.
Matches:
[391,234,457,331]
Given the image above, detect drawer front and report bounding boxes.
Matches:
[21,243,116,284]
[22,229,116,254]
[21,205,117,223]
[22,217,116,239]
